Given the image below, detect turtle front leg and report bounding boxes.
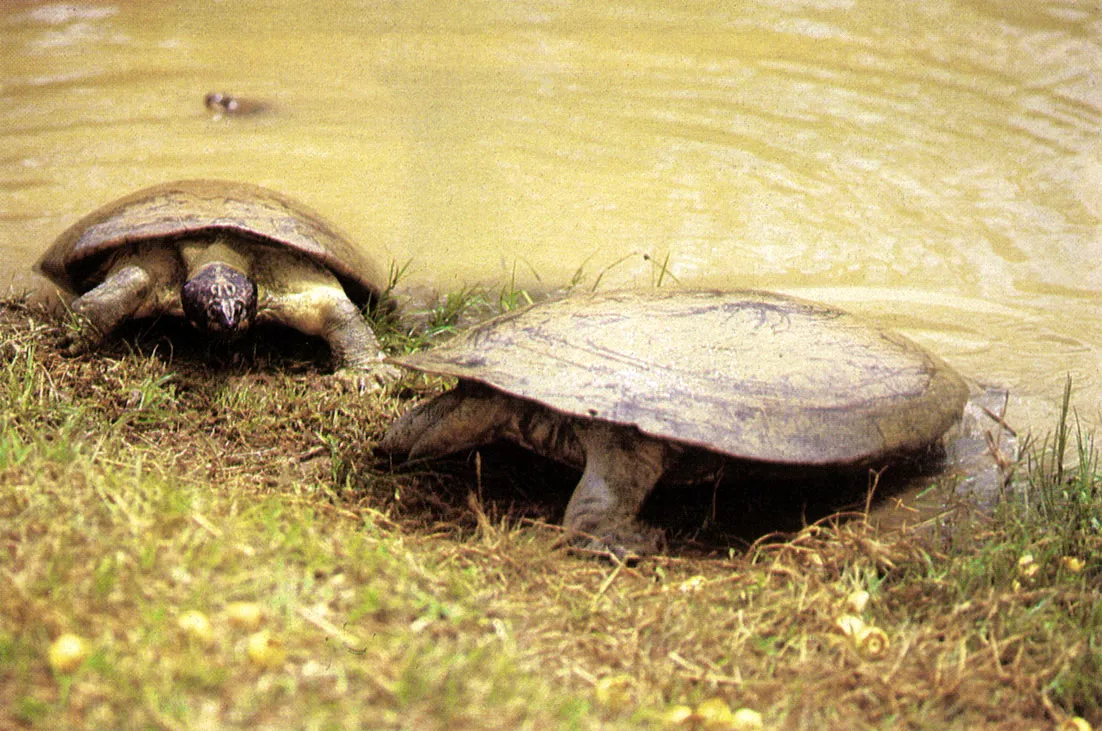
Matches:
[268,285,399,389]
[564,422,672,558]
[62,264,155,354]
[320,296,398,381]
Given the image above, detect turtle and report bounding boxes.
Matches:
[380,289,970,556]
[36,179,399,385]
[204,92,269,117]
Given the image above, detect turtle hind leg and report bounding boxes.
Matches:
[564,422,675,558]
[63,264,155,354]
[380,387,514,459]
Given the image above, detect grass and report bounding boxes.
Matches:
[1,294,1099,730]
[378,250,678,351]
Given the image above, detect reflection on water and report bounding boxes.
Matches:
[1,0,1100,435]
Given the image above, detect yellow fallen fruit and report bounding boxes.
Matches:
[731,707,764,730]
[226,601,264,631]
[246,630,286,669]
[658,704,694,725]
[845,589,870,613]
[678,575,706,593]
[1059,717,1093,731]
[835,614,866,638]
[178,610,214,644]
[48,633,89,674]
[855,626,890,660]
[595,674,634,710]
[695,697,734,728]
[656,700,761,729]
[1060,556,1085,574]
[835,614,889,659]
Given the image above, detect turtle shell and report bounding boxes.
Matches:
[389,289,969,466]
[37,179,387,305]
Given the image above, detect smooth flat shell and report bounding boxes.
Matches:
[37,179,386,304]
[390,289,969,466]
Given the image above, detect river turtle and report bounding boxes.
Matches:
[37,179,399,385]
[380,289,969,555]
[204,92,268,117]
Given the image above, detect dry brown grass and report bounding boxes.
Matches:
[1,297,1098,729]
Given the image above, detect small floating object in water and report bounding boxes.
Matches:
[204,91,268,116]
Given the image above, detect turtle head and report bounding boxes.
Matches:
[181,263,257,335]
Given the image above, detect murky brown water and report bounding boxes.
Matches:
[3,0,1100,443]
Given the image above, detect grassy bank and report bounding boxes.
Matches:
[1,295,1098,729]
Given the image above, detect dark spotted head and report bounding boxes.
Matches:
[181,263,257,335]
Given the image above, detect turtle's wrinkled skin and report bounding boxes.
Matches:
[36,179,399,386]
[381,289,970,556]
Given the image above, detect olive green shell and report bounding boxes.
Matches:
[389,289,969,466]
[37,179,386,305]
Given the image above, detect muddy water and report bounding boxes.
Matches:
[2,0,1100,443]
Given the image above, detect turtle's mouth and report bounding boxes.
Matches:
[204,298,252,333]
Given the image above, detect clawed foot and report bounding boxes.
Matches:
[565,520,666,562]
[54,315,103,357]
[333,362,402,394]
